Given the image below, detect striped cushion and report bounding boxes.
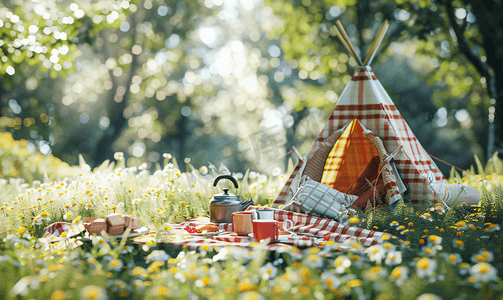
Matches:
[303,129,343,182]
[283,175,357,220]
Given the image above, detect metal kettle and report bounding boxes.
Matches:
[210,175,253,223]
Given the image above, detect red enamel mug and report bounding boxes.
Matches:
[252,220,279,243]
[231,211,254,236]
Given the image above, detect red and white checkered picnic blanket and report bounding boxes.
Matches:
[274,66,445,208]
[42,222,85,248]
[157,206,389,253]
[43,222,85,240]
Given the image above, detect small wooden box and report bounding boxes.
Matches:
[124,216,141,230]
[84,217,97,231]
[87,218,107,235]
[106,214,125,235]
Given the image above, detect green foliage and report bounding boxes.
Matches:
[0,153,503,299]
[0,0,131,78]
[263,0,498,171]
[484,152,503,175]
[474,154,486,177]
[441,206,459,228]
[0,131,78,181]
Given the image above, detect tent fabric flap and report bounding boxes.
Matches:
[274,66,445,209]
[303,67,444,203]
[275,119,404,213]
[321,119,381,194]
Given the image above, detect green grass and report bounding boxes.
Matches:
[1,149,503,299]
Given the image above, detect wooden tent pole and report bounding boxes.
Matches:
[336,21,364,66]
[363,20,389,66]
[333,25,358,63]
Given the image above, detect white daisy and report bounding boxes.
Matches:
[199,166,208,175]
[80,285,108,300]
[38,212,52,222]
[389,221,400,227]
[427,235,442,245]
[258,174,268,183]
[145,250,171,263]
[389,266,408,286]
[121,245,134,255]
[486,224,500,232]
[238,291,265,300]
[421,246,437,257]
[367,244,385,264]
[333,255,351,274]
[444,253,462,265]
[385,251,402,266]
[114,152,124,161]
[416,257,437,278]
[470,262,497,282]
[107,259,123,272]
[303,254,324,268]
[321,272,340,290]
[260,262,278,280]
[63,212,73,220]
[471,250,494,263]
[271,167,282,177]
[382,241,396,252]
[416,293,442,300]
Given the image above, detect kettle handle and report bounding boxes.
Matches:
[242,198,254,210]
[213,175,239,189]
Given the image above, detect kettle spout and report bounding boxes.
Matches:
[242,198,254,210]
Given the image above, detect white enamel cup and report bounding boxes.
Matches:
[252,209,275,220]
[279,220,294,231]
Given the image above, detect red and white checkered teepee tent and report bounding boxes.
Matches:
[273,21,445,209]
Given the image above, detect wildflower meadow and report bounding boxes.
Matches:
[1,132,503,300]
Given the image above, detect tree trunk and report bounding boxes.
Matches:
[356,1,368,59]
[174,98,191,172]
[467,0,503,157]
[444,0,503,159]
[94,12,140,166]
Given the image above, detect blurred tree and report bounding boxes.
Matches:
[51,0,216,167]
[396,0,503,160]
[1,0,220,169]
[263,0,500,167]
[0,0,128,155]
[4,0,498,177]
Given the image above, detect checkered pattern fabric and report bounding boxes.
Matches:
[274,159,305,207]
[42,222,85,249]
[283,175,358,220]
[156,207,388,253]
[321,119,381,193]
[43,222,85,241]
[273,66,444,208]
[266,207,388,246]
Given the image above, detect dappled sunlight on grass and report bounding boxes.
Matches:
[1,144,503,298]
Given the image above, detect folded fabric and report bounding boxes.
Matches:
[283,175,358,220]
[43,222,85,241]
[346,155,381,196]
[351,178,386,210]
[303,129,343,182]
[345,155,388,210]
